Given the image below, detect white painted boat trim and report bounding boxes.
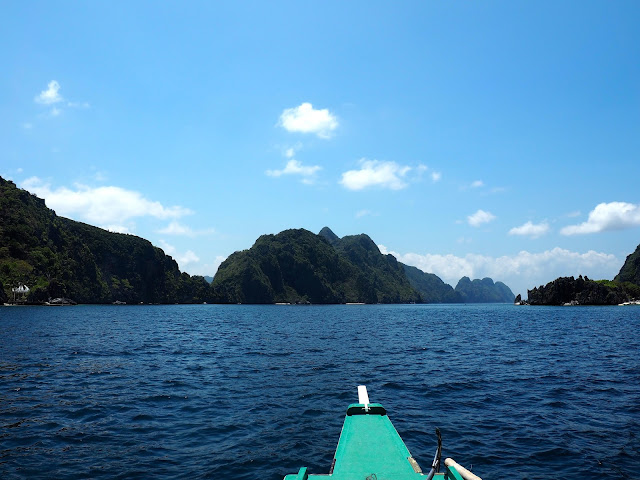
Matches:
[357,385,370,411]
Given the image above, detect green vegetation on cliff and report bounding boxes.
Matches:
[212,228,420,304]
[402,264,463,303]
[331,232,420,303]
[455,276,515,303]
[0,177,209,304]
[212,227,515,304]
[615,243,640,286]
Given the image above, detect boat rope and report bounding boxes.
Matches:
[425,428,442,480]
[434,428,442,472]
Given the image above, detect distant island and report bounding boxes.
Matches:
[1,176,515,305]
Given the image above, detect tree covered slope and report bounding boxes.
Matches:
[0,177,209,304]
[212,228,421,304]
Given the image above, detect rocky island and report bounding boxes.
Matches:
[527,245,640,305]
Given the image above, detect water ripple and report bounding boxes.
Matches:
[1,304,639,479]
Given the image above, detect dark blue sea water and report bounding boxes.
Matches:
[1,304,639,479]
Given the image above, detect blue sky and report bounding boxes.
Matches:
[2,1,639,297]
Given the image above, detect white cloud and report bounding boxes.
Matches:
[157,221,215,237]
[561,202,640,235]
[356,209,374,218]
[340,159,412,191]
[35,80,63,105]
[279,102,338,138]
[212,255,227,275]
[379,245,620,298]
[103,224,132,234]
[33,81,88,118]
[21,177,192,225]
[158,221,195,236]
[266,159,322,182]
[158,240,200,269]
[471,180,484,188]
[413,164,439,183]
[509,221,550,239]
[67,101,90,108]
[184,255,228,278]
[92,171,108,182]
[467,209,496,227]
[22,122,33,129]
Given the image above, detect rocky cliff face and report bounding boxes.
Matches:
[527,276,631,305]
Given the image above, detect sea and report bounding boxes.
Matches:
[1,304,639,479]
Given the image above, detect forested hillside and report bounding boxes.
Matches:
[0,177,210,304]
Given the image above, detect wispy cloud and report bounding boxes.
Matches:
[103,224,132,234]
[35,80,63,105]
[413,164,440,183]
[509,221,550,239]
[279,102,338,138]
[340,159,412,191]
[467,209,496,227]
[67,101,90,109]
[561,202,640,235]
[379,245,619,297]
[157,221,215,237]
[355,209,376,218]
[471,180,484,188]
[266,159,321,184]
[33,80,89,118]
[21,177,192,225]
[183,255,228,278]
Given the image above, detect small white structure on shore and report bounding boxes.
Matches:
[11,284,30,303]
